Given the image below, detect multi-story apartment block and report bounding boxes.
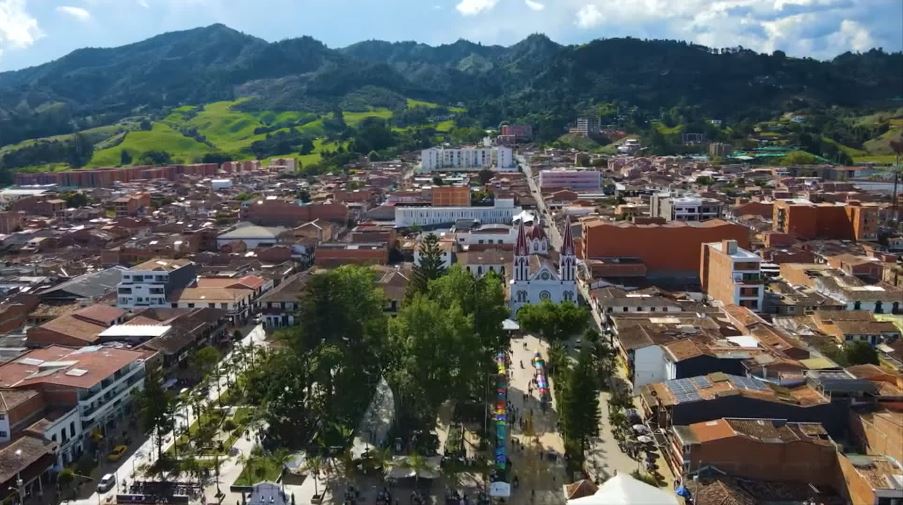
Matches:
[651,193,724,222]
[773,199,879,241]
[112,193,151,217]
[538,168,602,191]
[700,240,764,311]
[498,124,533,145]
[0,345,148,466]
[569,117,600,137]
[116,258,197,309]
[420,146,514,172]
[581,219,751,279]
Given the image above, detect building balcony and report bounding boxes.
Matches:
[733,273,763,284]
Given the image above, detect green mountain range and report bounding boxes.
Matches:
[0,24,901,172]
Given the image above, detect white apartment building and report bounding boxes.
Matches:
[651,193,724,222]
[420,146,515,172]
[702,240,764,311]
[116,258,198,309]
[395,198,523,228]
[538,168,602,191]
[455,224,518,247]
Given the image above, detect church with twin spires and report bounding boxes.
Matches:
[509,216,577,315]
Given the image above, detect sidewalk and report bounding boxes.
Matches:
[70,325,268,505]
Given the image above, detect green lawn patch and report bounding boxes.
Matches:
[406,98,440,109]
[89,122,212,166]
[232,407,253,427]
[436,119,455,132]
[652,121,683,135]
[234,455,283,486]
[344,108,393,126]
[853,154,898,165]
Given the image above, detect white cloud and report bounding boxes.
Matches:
[525,0,545,11]
[575,4,603,28]
[832,19,873,51]
[0,0,43,57]
[137,0,150,7]
[56,5,92,22]
[456,0,498,16]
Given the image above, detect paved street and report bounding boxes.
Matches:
[517,152,674,488]
[66,324,267,505]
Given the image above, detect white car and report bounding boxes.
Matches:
[98,474,116,493]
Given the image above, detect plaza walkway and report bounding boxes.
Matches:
[507,334,567,505]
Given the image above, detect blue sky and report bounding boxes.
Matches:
[0,0,901,71]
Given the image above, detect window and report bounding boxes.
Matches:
[70,422,76,437]
[208,303,215,308]
[0,413,5,420]
[0,430,9,438]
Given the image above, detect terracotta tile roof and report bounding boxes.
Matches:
[0,345,145,390]
[131,258,193,271]
[196,275,265,290]
[33,314,106,344]
[176,287,249,303]
[0,388,41,413]
[72,304,125,325]
[0,435,57,484]
[664,339,706,362]
[124,315,163,326]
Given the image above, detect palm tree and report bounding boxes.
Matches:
[180,456,203,488]
[367,446,391,475]
[405,453,428,487]
[271,449,292,493]
[306,454,324,498]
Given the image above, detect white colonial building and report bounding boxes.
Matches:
[509,217,578,315]
[394,198,522,228]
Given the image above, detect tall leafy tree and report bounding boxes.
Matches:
[137,369,175,460]
[387,294,476,431]
[428,267,509,391]
[269,266,387,444]
[517,300,588,341]
[560,346,600,451]
[408,233,447,296]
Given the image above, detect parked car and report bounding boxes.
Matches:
[107,445,127,462]
[98,474,116,493]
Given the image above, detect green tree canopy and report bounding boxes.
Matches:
[844,341,879,365]
[387,294,475,429]
[517,300,589,341]
[408,233,448,296]
[560,345,601,451]
[137,369,175,459]
[140,150,173,165]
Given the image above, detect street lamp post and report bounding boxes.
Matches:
[14,449,24,505]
